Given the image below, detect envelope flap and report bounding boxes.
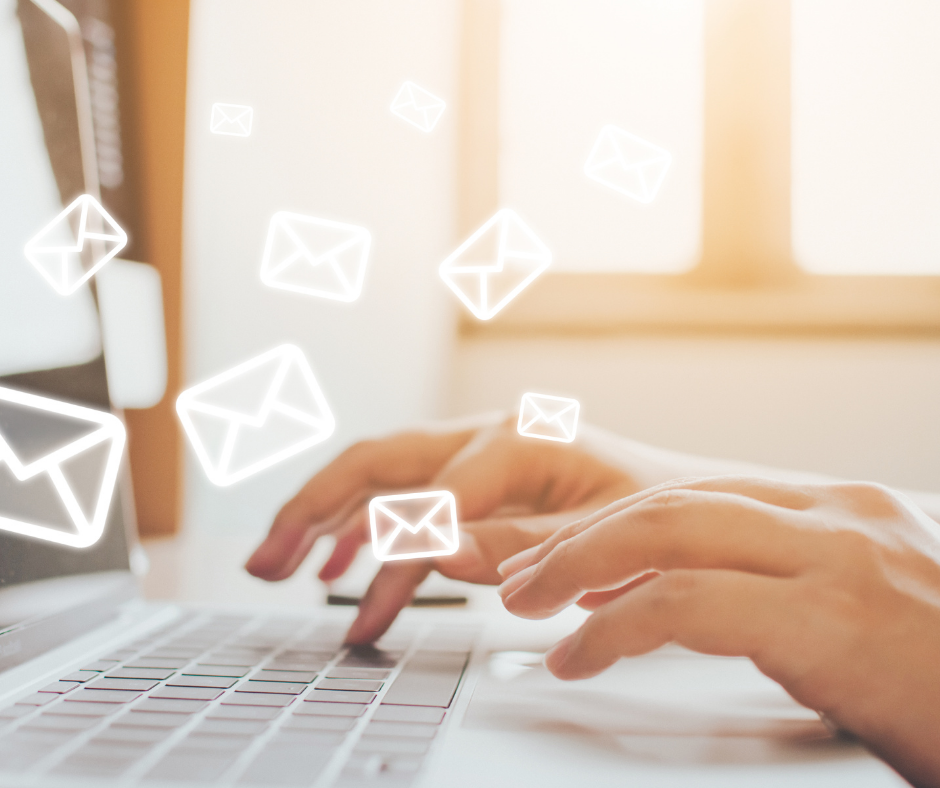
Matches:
[410,86,445,111]
[220,104,251,122]
[273,355,330,422]
[442,219,503,273]
[0,397,103,468]
[604,126,670,167]
[280,215,365,266]
[57,438,114,525]
[26,200,81,252]
[500,213,552,261]
[525,395,577,423]
[183,351,284,423]
[375,494,449,535]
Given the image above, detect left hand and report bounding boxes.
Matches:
[497,476,940,788]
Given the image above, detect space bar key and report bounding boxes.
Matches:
[381,651,469,708]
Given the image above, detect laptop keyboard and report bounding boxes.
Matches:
[0,613,476,786]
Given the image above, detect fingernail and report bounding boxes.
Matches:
[497,563,536,599]
[497,545,539,578]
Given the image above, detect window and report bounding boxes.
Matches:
[458,0,940,333]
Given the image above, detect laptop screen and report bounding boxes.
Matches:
[0,0,134,661]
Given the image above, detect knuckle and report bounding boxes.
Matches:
[648,571,699,611]
[828,482,907,519]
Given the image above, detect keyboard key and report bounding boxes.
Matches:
[88,678,159,692]
[53,758,135,779]
[38,681,80,694]
[381,651,468,708]
[195,718,269,736]
[265,661,327,673]
[81,660,119,672]
[317,678,383,692]
[337,647,400,669]
[15,692,57,706]
[207,705,283,721]
[281,714,355,732]
[22,714,99,731]
[372,705,444,724]
[149,648,202,658]
[48,701,121,717]
[178,733,251,751]
[70,688,142,704]
[167,675,236,689]
[145,748,241,782]
[115,711,190,729]
[307,689,376,705]
[365,721,438,739]
[236,681,306,695]
[355,736,430,755]
[253,670,317,684]
[136,698,207,714]
[237,744,331,786]
[94,726,174,743]
[60,670,99,683]
[152,686,222,701]
[126,657,189,669]
[0,705,34,721]
[297,701,366,717]
[222,692,294,708]
[269,730,345,748]
[186,664,251,678]
[107,668,177,681]
[327,668,390,680]
[199,654,257,667]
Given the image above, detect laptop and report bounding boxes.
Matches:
[0,0,911,785]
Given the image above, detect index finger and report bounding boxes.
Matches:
[246,429,475,580]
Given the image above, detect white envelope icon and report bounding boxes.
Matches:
[517,393,580,443]
[210,103,253,137]
[584,125,672,204]
[23,194,127,296]
[439,209,551,321]
[390,81,446,132]
[0,385,126,548]
[260,212,371,302]
[370,490,459,562]
[176,345,335,487]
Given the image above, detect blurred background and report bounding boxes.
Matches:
[31,0,940,584]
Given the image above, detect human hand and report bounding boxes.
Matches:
[245,415,638,643]
[497,476,940,788]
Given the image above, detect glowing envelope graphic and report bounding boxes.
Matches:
[439,209,551,321]
[370,490,459,562]
[390,81,446,132]
[176,345,335,486]
[210,103,253,137]
[260,212,371,302]
[24,194,127,296]
[517,393,580,443]
[584,125,672,204]
[0,385,126,548]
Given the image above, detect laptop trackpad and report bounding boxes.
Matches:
[434,648,902,788]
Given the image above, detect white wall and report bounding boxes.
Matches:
[182,0,459,535]
[452,336,940,492]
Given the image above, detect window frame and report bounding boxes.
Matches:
[456,0,940,337]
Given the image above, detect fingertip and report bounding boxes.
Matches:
[496,563,536,600]
[497,545,539,579]
[544,635,575,678]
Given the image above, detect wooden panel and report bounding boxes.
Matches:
[111,0,188,536]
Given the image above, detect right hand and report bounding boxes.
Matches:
[245,414,642,643]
